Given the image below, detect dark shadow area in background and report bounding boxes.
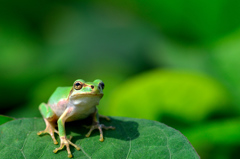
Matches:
[230,144,240,159]
[160,113,193,131]
[206,106,240,121]
[198,143,240,159]
[159,106,240,131]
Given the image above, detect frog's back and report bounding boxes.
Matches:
[48,87,72,105]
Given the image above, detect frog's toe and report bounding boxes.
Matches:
[37,128,59,144]
[99,134,104,142]
[98,125,115,141]
[37,130,45,136]
[54,129,59,134]
[99,115,111,121]
[53,144,64,153]
[85,125,97,137]
[85,124,115,141]
[53,136,80,158]
[101,125,115,130]
[51,136,58,145]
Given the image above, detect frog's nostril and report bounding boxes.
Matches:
[91,85,94,89]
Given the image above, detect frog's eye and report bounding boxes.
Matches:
[98,82,104,90]
[74,82,83,90]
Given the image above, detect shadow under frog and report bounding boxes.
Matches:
[66,116,139,143]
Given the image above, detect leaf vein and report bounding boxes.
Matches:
[38,142,51,159]
[160,129,171,159]
[126,138,131,159]
[119,122,132,159]
[80,145,91,159]
[20,132,32,159]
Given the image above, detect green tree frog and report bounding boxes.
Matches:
[37,79,115,158]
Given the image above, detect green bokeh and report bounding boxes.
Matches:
[1,1,240,158]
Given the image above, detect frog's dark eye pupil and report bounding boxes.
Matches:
[98,82,104,90]
[74,82,82,90]
[91,85,94,89]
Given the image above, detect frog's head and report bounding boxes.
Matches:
[70,79,104,100]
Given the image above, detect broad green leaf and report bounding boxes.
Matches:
[0,117,199,159]
[0,115,14,125]
[108,69,229,122]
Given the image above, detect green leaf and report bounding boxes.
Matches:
[108,69,229,122]
[0,117,198,159]
[0,115,14,125]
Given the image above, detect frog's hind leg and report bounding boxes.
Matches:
[85,109,115,142]
[37,103,59,144]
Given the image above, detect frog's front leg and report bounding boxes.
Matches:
[85,109,115,141]
[37,103,59,144]
[53,107,80,158]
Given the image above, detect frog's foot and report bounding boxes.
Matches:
[37,119,59,145]
[53,136,80,158]
[99,115,111,121]
[85,124,115,142]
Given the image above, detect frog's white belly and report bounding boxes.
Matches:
[53,96,101,122]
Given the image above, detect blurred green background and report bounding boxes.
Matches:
[1,0,240,158]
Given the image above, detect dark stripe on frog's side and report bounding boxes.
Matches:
[67,85,99,100]
[68,88,73,99]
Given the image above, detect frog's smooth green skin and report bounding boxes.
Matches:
[37,79,115,158]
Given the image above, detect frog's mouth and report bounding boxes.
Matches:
[70,93,103,99]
